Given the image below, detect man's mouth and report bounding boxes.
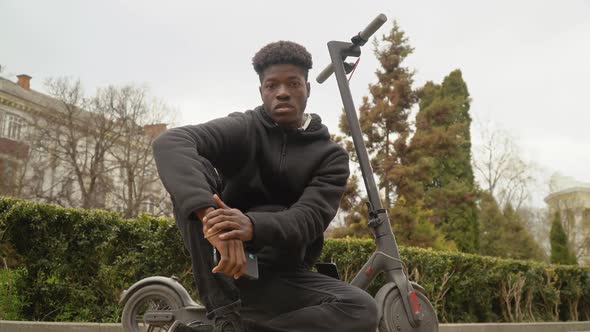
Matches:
[274,103,294,111]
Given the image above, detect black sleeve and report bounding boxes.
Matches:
[246,148,350,248]
[152,112,250,219]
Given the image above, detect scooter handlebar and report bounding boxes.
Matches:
[316,13,387,84]
[359,13,388,41]
[316,65,335,85]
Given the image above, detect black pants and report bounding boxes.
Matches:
[175,157,379,331]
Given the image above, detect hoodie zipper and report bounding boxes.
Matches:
[279,131,287,176]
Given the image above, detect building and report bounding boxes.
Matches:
[544,173,590,265]
[0,74,170,217]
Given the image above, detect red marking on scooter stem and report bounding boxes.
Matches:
[365,266,374,276]
[409,291,422,316]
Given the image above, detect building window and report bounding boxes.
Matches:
[0,111,26,141]
[0,158,19,194]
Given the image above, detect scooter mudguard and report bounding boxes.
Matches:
[119,275,199,307]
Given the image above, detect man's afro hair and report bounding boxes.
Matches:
[252,41,313,77]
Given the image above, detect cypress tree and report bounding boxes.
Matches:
[403,70,478,252]
[502,203,545,261]
[479,191,508,257]
[550,212,577,265]
[479,193,545,261]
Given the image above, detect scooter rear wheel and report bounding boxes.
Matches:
[121,284,183,332]
[379,287,438,332]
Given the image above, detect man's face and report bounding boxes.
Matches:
[259,64,311,129]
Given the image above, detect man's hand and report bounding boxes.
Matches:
[195,207,214,230]
[209,235,246,279]
[195,195,250,279]
[203,194,254,242]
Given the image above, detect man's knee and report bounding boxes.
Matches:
[342,287,379,331]
[357,290,379,330]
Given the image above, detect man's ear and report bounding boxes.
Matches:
[306,82,311,98]
[259,85,263,99]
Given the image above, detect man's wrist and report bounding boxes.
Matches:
[195,207,214,221]
[245,214,255,242]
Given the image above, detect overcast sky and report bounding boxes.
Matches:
[2,0,589,206]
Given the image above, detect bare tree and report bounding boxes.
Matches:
[1,93,72,203]
[100,85,172,218]
[472,121,536,209]
[4,77,173,217]
[35,77,124,209]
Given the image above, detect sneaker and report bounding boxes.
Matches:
[174,321,214,332]
[213,312,244,332]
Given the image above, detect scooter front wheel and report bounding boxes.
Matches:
[378,286,438,332]
[121,284,183,332]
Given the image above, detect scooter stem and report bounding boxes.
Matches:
[324,24,423,328]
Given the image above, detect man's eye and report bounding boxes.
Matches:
[289,82,301,88]
[265,84,276,89]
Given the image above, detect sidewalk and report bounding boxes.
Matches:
[1,320,590,332]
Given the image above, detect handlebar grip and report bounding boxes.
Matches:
[359,13,388,41]
[315,13,388,84]
[316,64,335,84]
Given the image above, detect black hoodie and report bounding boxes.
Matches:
[152,106,350,269]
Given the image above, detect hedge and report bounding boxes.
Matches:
[1,196,589,323]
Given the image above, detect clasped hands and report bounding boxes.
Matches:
[196,194,253,279]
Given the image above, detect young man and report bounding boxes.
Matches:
[153,41,378,332]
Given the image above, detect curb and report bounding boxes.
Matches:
[1,320,590,332]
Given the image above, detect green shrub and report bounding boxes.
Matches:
[0,266,26,320]
[1,196,589,323]
[321,239,590,323]
[0,196,193,322]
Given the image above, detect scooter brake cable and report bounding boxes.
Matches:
[347,57,361,82]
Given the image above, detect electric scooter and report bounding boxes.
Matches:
[120,13,438,332]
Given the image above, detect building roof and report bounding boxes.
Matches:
[0,76,108,128]
[545,187,590,205]
[544,173,590,205]
[1,75,168,137]
[0,76,65,113]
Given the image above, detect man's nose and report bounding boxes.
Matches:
[276,85,290,99]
